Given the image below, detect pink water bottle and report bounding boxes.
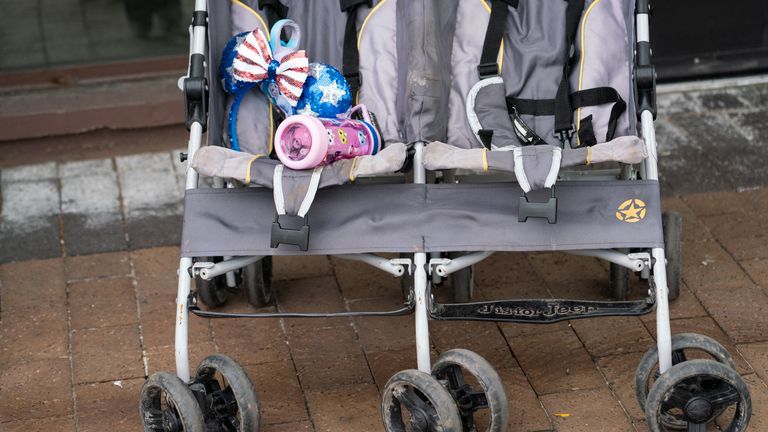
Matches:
[274,105,381,170]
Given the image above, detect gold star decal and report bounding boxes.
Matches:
[615,199,647,223]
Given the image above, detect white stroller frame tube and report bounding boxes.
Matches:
[636,7,672,374]
[175,0,208,383]
[198,256,265,280]
[413,141,432,372]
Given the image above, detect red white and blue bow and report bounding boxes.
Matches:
[232,29,309,106]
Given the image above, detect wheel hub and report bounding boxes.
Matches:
[409,408,429,431]
[684,397,713,423]
[163,410,182,432]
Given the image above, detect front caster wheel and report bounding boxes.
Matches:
[432,349,509,432]
[240,257,273,307]
[194,257,230,308]
[195,354,260,431]
[636,333,737,429]
[382,369,462,432]
[645,359,751,432]
[140,372,205,432]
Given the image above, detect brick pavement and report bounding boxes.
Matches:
[2,187,768,431]
[2,78,768,430]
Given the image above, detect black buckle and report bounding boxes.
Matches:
[344,72,362,90]
[340,0,372,11]
[554,126,574,146]
[519,188,557,224]
[477,62,500,80]
[271,214,310,251]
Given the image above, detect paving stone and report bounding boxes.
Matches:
[499,320,572,339]
[212,316,290,366]
[262,421,314,431]
[330,256,403,300]
[245,361,309,425]
[0,178,62,262]
[692,281,768,344]
[293,350,373,392]
[60,159,125,255]
[718,235,768,261]
[274,255,333,281]
[683,190,759,217]
[0,258,67,312]
[69,277,138,329]
[1,162,57,182]
[71,325,144,383]
[0,217,61,263]
[681,240,753,291]
[0,358,73,421]
[742,259,768,288]
[64,251,131,281]
[349,297,415,353]
[75,378,143,432]
[571,317,654,358]
[0,306,68,365]
[540,387,635,432]
[507,328,604,395]
[699,212,768,242]
[126,213,183,250]
[138,294,212,348]
[305,383,380,432]
[732,374,768,431]
[132,246,180,297]
[737,342,768,384]
[528,253,609,299]
[660,196,712,243]
[0,416,74,432]
[497,365,553,432]
[275,276,346,315]
[144,341,217,375]
[431,320,516,366]
[366,348,418,391]
[595,352,647,420]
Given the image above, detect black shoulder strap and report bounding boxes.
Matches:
[553,0,585,145]
[341,0,372,97]
[258,0,288,27]
[478,0,519,79]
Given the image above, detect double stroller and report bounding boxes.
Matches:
[140,0,753,431]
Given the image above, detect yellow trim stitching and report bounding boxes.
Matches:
[349,157,360,182]
[245,154,265,184]
[586,147,592,165]
[482,148,489,172]
[357,0,389,49]
[575,0,603,146]
[232,0,270,37]
[268,107,274,155]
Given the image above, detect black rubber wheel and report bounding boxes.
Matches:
[448,253,475,303]
[432,349,509,432]
[382,369,462,432]
[195,354,260,431]
[140,371,205,432]
[645,359,751,432]
[608,249,631,301]
[636,333,736,429]
[663,212,682,301]
[194,257,230,308]
[241,257,274,307]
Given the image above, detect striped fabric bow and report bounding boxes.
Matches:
[233,29,309,106]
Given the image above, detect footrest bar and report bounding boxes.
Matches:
[188,296,415,319]
[429,297,654,323]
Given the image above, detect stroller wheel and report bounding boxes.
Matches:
[608,248,630,301]
[195,354,260,431]
[663,211,682,301]
[382,369,462,432]
[635,333,736,429]
[432,349,509,432]
[241,257,274,307]
[139,372,205,432]
[194,257,231,308]
[644,359,750,432]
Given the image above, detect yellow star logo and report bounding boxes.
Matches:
[615,199,647,223]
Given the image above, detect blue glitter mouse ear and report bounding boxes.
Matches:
[219,31,256,151]
[294,64,353,118]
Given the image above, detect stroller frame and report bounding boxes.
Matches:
[146,1,751,431]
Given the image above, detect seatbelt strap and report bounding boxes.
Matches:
[553,0,585,145]
[340,0,372,98]
[273,165,324,218]
[477,0,519,79]
[258,0,288,27]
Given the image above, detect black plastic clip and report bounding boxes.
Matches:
[554,126,575,147]
[477,62,500,80]
[519,188,557,224]
[271,214,310,251]
[183,53,209,132]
